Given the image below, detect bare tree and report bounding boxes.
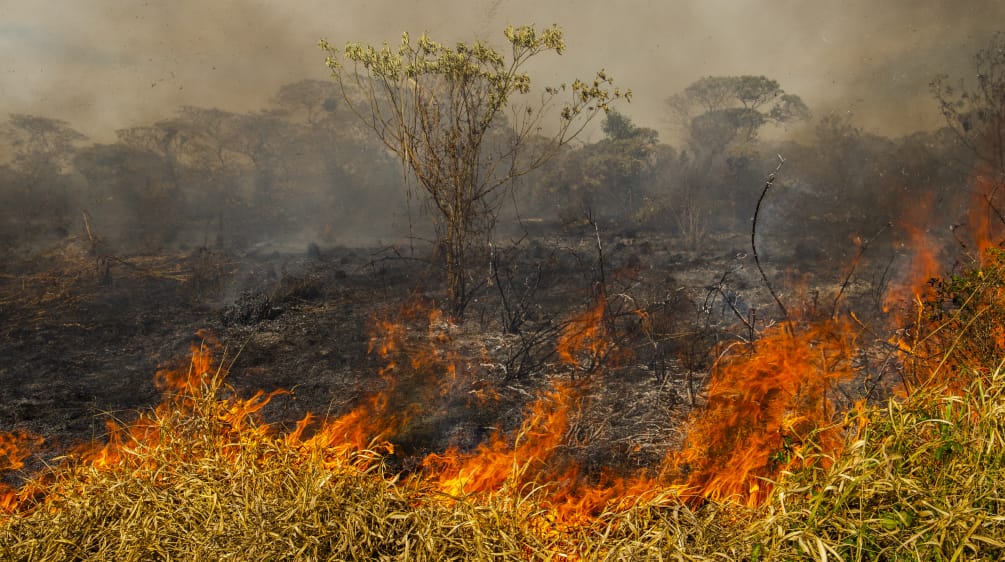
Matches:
[932,32,1005,243]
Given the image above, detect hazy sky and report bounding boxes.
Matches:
[2,0,1003,142]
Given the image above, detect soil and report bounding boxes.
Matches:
[0,226,890,486]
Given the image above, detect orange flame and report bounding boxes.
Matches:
[154,330,217,396]
[0,296,874,526]
[421,378,661,526]
[883,194,942,313]
[0,431,44,513]
[286,303,468,468]
[423,380,573,497]
[557,299,614,374]
[0,431,42,473]
[670,319,856,506]
[969,174,1004,259]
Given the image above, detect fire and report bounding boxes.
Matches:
[420,377,663,527]
[286,302,473,468]
[153,329,217,396]
[75,340,220,471]
[423,381,574,498]
[0,339,301,514]
[0,431,44,513]
[0,288,912,528]
[883,194,943,313]
[969,174,1004,259]
[0,431,42,473]
[669,319,856,507]
[0,293,863,526]
[557,299,618,375]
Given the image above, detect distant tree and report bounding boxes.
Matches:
[224,110,298,220]
[932,32,1005,178]
[118,107,299,246]
[4,114,85,174]
[667,75,810,156]
[269,80,402,240]
[74,144,184,249]
[116,112,237,245]
[602,109,648,141]
[320,24,629,317]
[932,32,1005,241]
[116,121,190,218]
[547,110,657,221]
[1,114,86,223]
[660,77,808,234]
[272,79,342,127]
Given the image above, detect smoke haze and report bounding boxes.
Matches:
[2,0,1004,141]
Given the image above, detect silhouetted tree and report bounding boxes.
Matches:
[545,110,657,222]
[1,114,86,230]
[666,75,809,157]
[932,31,1005,242]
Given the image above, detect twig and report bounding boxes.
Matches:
[831,222,892,318]
[752,154,789,322]
[585,208,606,298]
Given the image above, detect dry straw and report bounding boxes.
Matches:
[3,258,1005,560]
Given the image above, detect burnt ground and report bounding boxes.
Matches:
[0,226,897,486]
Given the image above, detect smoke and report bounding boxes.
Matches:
[2,1,1004,141]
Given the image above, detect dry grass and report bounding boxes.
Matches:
[2,260,1005,560]
[2,355,1001,560]
[749,366,1005,561]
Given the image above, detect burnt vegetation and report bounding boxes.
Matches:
[1,26,1004,561]
[0,49,982,472]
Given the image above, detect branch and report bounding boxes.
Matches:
[751,154,789,322]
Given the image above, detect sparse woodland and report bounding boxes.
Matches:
[0,26,1003,561]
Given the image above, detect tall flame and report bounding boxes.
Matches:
[883,194,942,313]
[670,319,856,507]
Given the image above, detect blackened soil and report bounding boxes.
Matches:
[1,231,892,488]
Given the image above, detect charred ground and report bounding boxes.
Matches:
[0,60,992,493]
[1,216,908,489]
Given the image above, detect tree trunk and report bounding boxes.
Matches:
[444,217,467,319]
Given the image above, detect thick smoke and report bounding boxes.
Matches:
[3,0,1004,141]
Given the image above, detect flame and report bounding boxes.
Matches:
[0,431,44,513]
[0,294,888,528]
[285,303,468,468]
[421,378,663,527]
[153,329,217,396]
[969,174,1004,259]
[557,299,615,374]
[0,431,42,473]
[0,296,858,526]
[670,319,856,507]
[424,381,573,497]
[0,339,299,514]
[883,194,942,313]
[74,341,220,471]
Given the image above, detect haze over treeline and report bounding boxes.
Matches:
[2,0,1004,140]
[0,1,1000,272]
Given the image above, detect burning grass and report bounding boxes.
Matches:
[1,259,1005,559]
[0,334,1001,559]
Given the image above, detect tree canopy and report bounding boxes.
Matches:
[667,75,809,155]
